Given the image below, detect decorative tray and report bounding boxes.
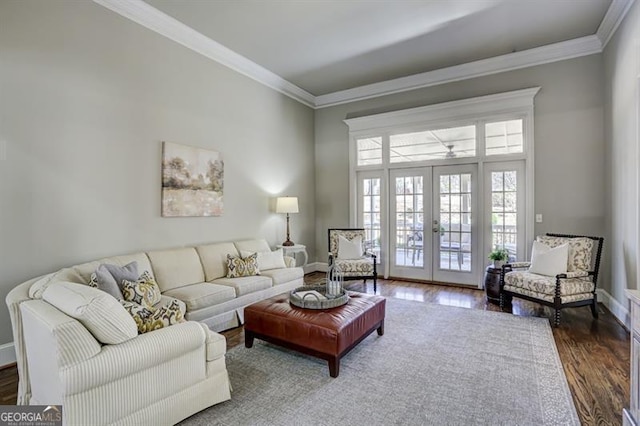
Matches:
[289,284,349,310]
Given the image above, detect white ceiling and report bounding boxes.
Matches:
[144,0,612,96]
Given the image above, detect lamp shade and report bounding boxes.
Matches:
[275,197,299,214]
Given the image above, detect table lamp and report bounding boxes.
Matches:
[276,197,299,246]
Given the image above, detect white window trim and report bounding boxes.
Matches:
[345,88,540,282]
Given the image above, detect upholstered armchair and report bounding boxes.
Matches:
[499,233,604,327]
[328,228,378,292]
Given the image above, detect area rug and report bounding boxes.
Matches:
[181,298,579,425]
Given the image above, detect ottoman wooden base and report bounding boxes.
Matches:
[244,292,386,378]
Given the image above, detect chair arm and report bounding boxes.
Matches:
[557,270,591,279]
[504,261,531,270]
[61,321,208,395]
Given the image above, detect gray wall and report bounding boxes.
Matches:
[603,0,640,308]
[315,55,605,283]
[0,1,315,345]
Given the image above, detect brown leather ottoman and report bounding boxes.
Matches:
[244,292,386,378]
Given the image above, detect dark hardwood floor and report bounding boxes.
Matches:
[0,272,629,425]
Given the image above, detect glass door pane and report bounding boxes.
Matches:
[389,168,432,280]
[433,165,478,285]
[361,177,381,260]
[484,161,526,265]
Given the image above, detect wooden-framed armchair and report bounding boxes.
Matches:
[499,233,604,327]
[328,228,377,292]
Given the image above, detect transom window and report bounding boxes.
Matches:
[485,119,523,155]
[389,125,476,162]
[357,137,382,166]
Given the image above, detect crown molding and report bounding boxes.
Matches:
[316,36,601,108]
[596,0,636,48]
[93,0,628,110]
[92,0,316,108]
[343,87,540,132]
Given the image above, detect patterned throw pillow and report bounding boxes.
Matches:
[88,272,98,288]
[121,300,156,334]
[226,253,260,278]
[120,299,184,334]
[121,271,162,308]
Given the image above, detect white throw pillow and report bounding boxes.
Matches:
[240,249,286,271]
[43,281,138,344]
[529,241,569,277]
[337,235,363,259]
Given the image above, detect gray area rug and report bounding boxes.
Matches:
[182,298,579,425]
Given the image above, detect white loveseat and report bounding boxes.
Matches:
[6,238,304,425]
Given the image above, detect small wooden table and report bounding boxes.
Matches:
[244,292,385,377]
[484,266,501,304]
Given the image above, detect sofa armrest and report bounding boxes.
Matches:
[21,300,101,369]
[61,321,208,395]
[283,256,296,268]
[196,322,226,361]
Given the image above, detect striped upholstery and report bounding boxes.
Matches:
[6,238,305,422]
[61,321,208,395]
[42,281,137,345]
[21,301,101,368]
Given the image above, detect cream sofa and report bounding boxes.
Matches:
[6,238,304,425]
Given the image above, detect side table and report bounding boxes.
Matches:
[484,266,502,304]
[276,244,308,267]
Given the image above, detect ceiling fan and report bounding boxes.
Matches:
[444,144,456,159]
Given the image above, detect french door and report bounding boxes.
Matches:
[389,165,479,285]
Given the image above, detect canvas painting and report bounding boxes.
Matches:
[162,142,224,217]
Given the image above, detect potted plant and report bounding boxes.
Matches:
[488,247,509,269]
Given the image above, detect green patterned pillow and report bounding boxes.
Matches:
[120,300,184,334]
[121,271,162,308]
[226,253,260,278]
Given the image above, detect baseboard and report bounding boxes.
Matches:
[597,289,630,330]
[304,262,325,274]
[314,262,328,273]
[0,342,16,368]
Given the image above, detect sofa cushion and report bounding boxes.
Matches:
[226,253,260,278]
[212,275,272,296]
[163,283,236,311]
[95,261,138,299]
[195,242,239,281]
[65,253,152,286]
[240,249,286,271]
[260,267,304,285]
[42,281,137,344]
[234,239,271,254]
[146,247,204,292]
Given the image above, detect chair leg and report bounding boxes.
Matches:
[590,298,599,319]
[554,309,561,327]
[373,276,377,293]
